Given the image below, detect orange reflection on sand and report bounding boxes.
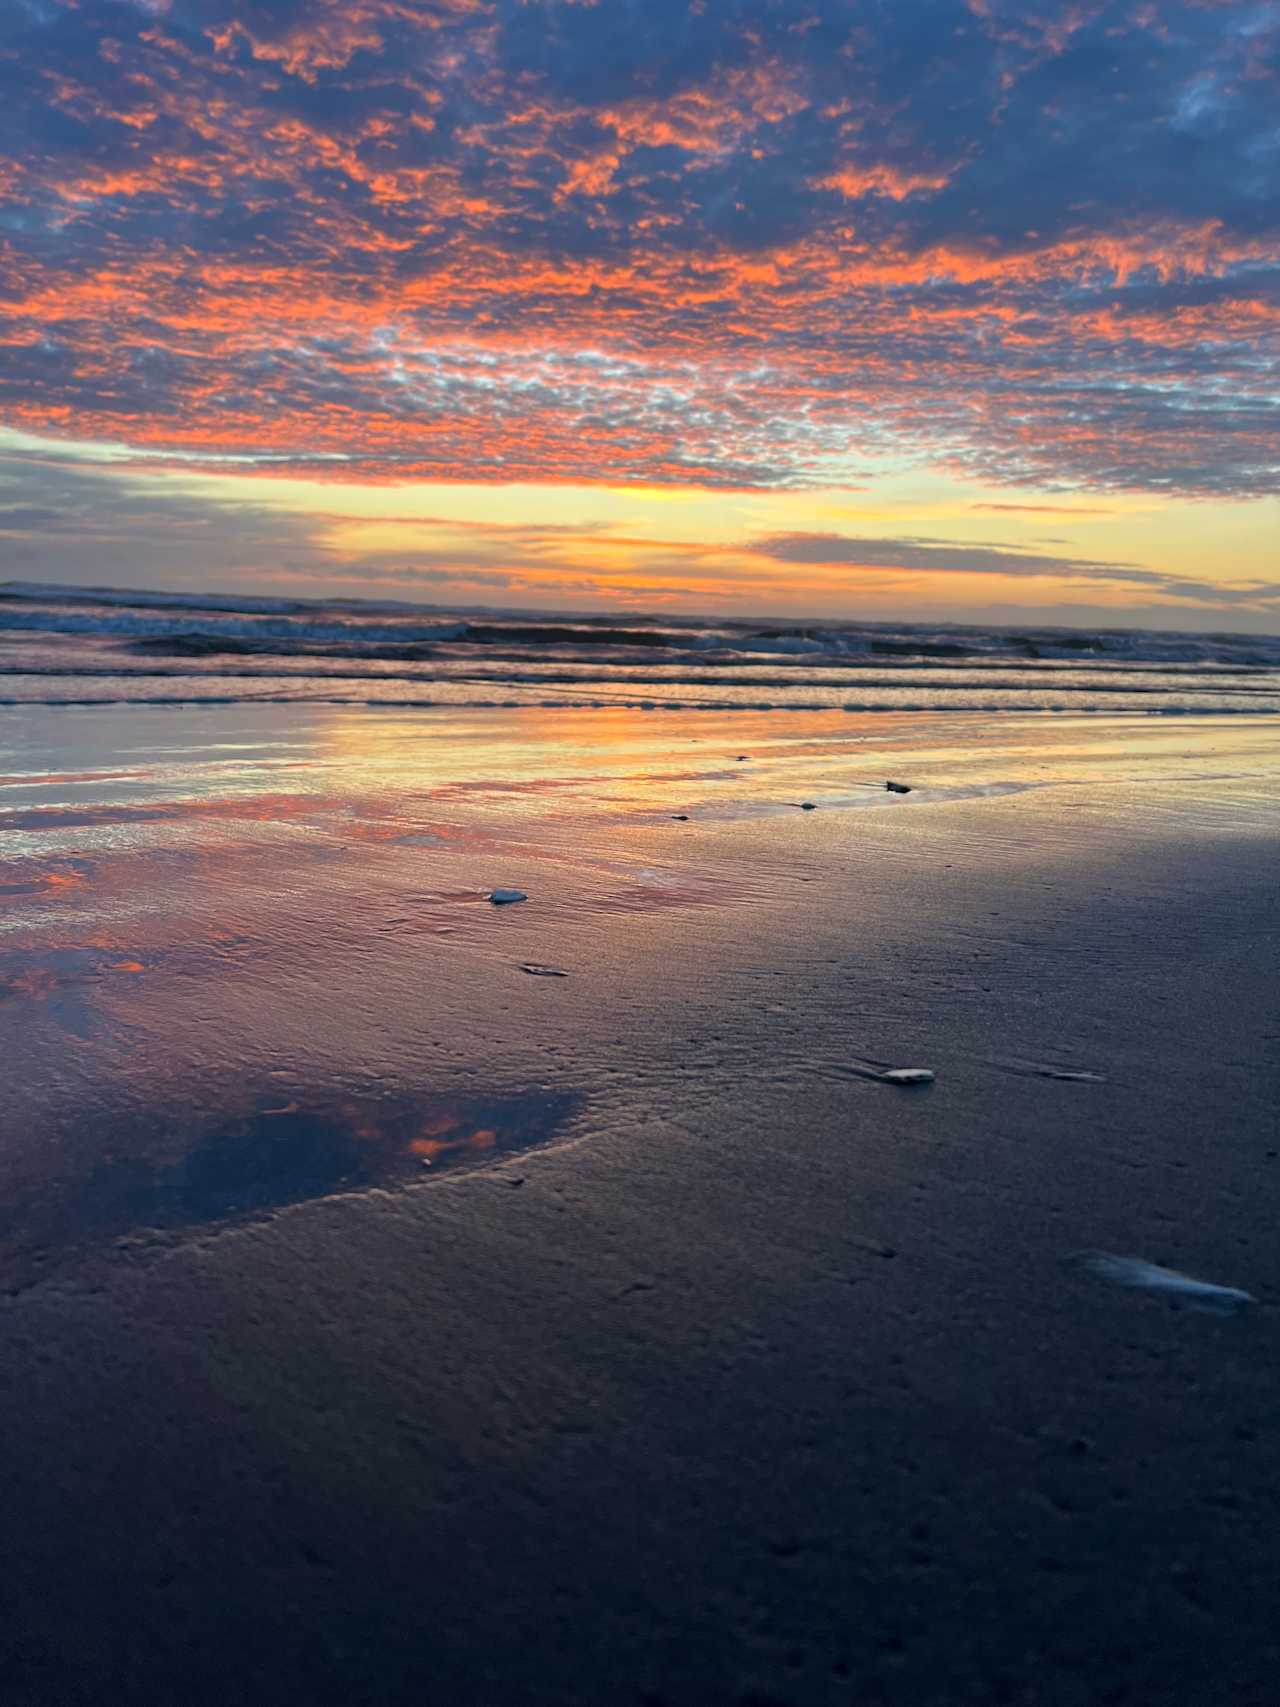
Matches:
[338,1103,389,1144]
[1,968,60,1000]
[410,1125,499,1163]
[0,867,89,901]
[411,1112,462,1143]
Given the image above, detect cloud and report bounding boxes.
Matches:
[748,531,1126,574]
[0,1,1274,497]
[0,450,329,586]
[2,444,1273,624]
[968,502,1115,515]
[747,530,1280,609]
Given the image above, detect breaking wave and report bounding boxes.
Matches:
[1,581,1277,713]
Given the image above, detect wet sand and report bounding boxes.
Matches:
[1,706,1278,1705]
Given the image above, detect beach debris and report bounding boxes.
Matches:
[1071,1251,1254,1317]
[799,802,817,811]
[520,963,567,977]
[879,1068,935,1086]
[885,781,912,794]
[671,814,689,820]
[998,1060,1109,1084]
[489,888,527,905]
[736,755,750,762]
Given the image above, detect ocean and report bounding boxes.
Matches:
[3,581,1278,716]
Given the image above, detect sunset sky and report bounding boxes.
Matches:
[1,0,1277,629]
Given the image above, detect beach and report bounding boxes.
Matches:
[6,0,1280,1692]
[2,699,1278,1706]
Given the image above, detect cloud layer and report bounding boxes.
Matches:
[4,445,1275,624]
[1,0,1278,495]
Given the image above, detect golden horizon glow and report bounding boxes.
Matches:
[4,430,1274,630]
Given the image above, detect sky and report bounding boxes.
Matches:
[0,0,1277,630]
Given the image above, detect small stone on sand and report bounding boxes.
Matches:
[489,888,527,905]
[671,814,689,820]
[885,781,912,794]
[799,802,817,811]
[520,963,567,977]
[880,1068,935,1086]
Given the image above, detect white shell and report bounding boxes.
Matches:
[880,1068,935,1085]
[1073,1251,1254,1316]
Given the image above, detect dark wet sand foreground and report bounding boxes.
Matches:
[1,707,1278,1706]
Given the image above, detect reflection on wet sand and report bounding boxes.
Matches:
[2,700,1278,1303]
[0,1087,580,1291]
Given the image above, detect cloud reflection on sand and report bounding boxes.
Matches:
[0,1086,580,1291]
[2,698,1278,1304]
